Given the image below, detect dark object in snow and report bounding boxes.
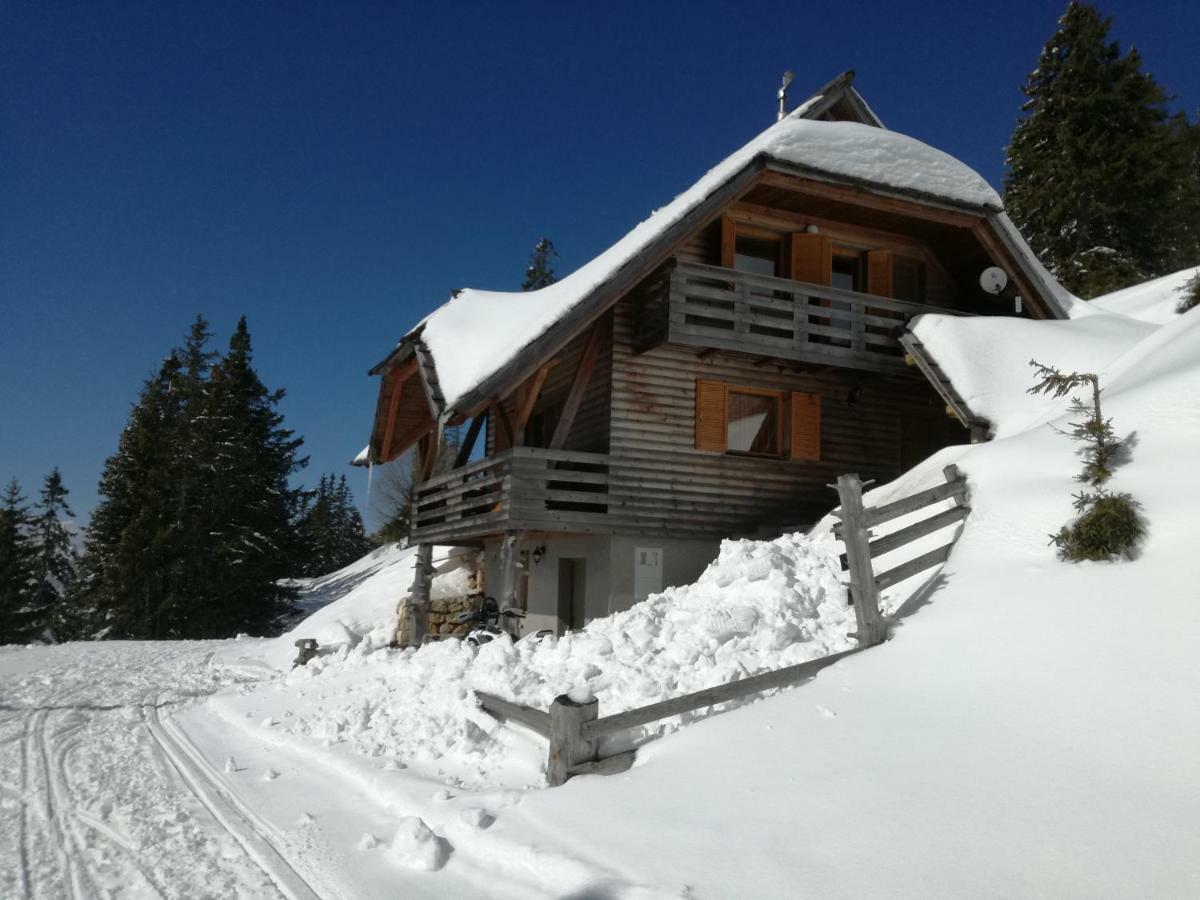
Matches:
[292,638,319,667]
[1177,272,1200,314]
[455,596,525,646]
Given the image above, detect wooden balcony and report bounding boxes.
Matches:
[650,261,964,373]
[411,447,614,544]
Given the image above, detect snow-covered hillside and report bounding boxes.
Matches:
[3,294,1198,898]
[1090,265,1199,323]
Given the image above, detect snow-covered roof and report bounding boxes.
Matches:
[411,117,1008,411]
[1090,265,1199,324]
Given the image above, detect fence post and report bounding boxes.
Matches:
[405,543,433,648]
[547,693,598,787]
[835,473,886,647]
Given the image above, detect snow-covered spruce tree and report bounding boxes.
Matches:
[0,479,38,644]
[199,316,306,636]
[28,467,79,640]
[522,237,559,291]
[85,352,190,638]
[1004,2,1199,298]
[1028,360,1143,560]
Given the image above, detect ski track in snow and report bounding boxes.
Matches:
[141,695,321,900]
[0,643,318,899]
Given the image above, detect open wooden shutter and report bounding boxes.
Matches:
[720,215,736,268]
[791,234,832,285]
[867,250,893,297]
[695,380,727,452]
[789,392,821,461]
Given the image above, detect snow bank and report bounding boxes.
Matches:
[1090,265,1200,323]
[206,531,857,790]
[911,311,1155,436]
[418,118,1005,409]
[247,544,472,670]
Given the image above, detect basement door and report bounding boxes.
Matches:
[633,547,663,604]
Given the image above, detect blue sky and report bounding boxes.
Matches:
[2,0,1197,528]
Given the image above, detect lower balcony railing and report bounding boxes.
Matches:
[662,261,966,372]
[410,447,612,544]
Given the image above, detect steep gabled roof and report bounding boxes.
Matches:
[363,73,1079,464]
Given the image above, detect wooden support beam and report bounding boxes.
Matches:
[493,401,514,450]
[405,543,434,648]
[549,323,602,450]
[513,365,551,445]
[418,428,441,482]
[453,413,486,469]
[379,376,405,463]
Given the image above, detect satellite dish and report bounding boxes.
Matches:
[979,267,1008,295]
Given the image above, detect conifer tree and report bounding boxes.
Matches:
[85,352,190,637]
[85,316,306,639]
[28,467,79,639]
[295,474,370,576]
[1004,2,1200,297]
[198,316,306,635]
[522,238,559,290]
[0,480,37,643]
[1028,360,1143,560]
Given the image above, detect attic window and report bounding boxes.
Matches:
[721,215,784,277]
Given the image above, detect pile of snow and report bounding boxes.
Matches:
[417,118,1009,409]
[1090,265,1199,323]
[910,310,1156,437]
[205,531,859,790]
[254,544,473,669]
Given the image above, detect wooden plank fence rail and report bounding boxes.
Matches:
[475,646,863,787]
[473,467,970,787]
[475,692,552,737]
[832,464,969,647]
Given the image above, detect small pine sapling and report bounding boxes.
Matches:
[1176,272,1200,314]
[1028,360,1143,561]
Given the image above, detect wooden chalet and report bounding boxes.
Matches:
[359,72,1074,636]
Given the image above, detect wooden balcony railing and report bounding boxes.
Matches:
[411,447,612,544]
[661,261,965,373]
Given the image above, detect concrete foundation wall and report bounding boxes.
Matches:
[481,533,720,636]
[607,535,719,614]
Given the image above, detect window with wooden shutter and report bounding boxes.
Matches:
[790,234,832,286]
[789,392,821,461]
[867,250,893,297]
[695,380,727,452]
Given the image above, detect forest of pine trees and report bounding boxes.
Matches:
[1004,2,1200,298]
[294,474,372,577]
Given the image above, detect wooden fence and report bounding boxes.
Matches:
[832,464,968,646]
[475,466,970,787]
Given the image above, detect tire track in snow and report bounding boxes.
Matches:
[141,699,323,900]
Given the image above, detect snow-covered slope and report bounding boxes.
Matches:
[1090,265,1199,323]
[6,278,1199,897]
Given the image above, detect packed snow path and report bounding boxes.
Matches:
[0,642,322,900]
